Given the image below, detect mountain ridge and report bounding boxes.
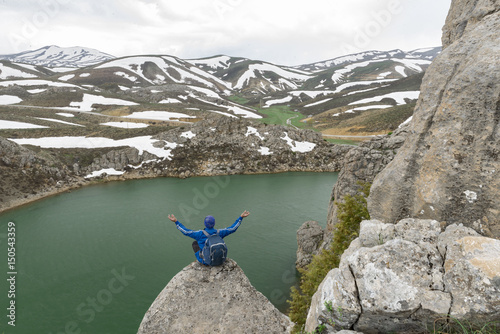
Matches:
[0,45,441,135]
[0,45,115,68]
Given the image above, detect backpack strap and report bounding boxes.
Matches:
[202,230,221,236]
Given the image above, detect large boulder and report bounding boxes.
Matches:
[305,219,500,333]
[367,0,500,237]
[296,221,325,269]
[137,259,293,334]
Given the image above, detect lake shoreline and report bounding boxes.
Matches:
[0,168,336,215]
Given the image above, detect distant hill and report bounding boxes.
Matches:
[0,45,115,68]
[0,45,441,136]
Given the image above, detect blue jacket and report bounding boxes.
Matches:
[175,216,243,265]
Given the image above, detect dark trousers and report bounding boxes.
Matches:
[192,240,200,253]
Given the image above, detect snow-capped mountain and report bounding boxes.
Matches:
[0,45,115,68]
[0,45,441,125]
[188,56,312,94]
[295,47,441,73]
[92,55,232,93]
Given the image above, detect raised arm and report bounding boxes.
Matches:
[218,211,250,238]
[168,214,203,239]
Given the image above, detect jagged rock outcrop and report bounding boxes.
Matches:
[0,137,80,211]
[137,259,293,334]
[76,117,351,179]
[296,221,325,270]
[305,219,500,333]
[156,117,351,177]
[326,125,408,232]
[368,0,500,237]
[442,0,500,48]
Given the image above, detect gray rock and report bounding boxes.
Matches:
[442,0,500,48]
[443,234,500,323]
[368,0,500,238]
[306,219,500,333]
[326,126,408,234]
[296,221,325,269]
[137,259,293,334]
[305,241,362,333]
[358,219,395,247]
[350,238,449,333]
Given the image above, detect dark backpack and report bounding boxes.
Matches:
[201,230,227,266]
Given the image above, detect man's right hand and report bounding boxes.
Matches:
[168,214,177,222]
[240,210,250,218]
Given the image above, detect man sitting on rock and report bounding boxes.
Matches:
[168,211,250,266]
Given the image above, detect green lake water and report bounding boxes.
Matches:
[0,172,337,333]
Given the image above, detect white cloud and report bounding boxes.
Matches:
[0,0,451,65]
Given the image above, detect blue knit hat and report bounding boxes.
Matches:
[204,215,215,228]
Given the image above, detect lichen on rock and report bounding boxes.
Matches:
[305,219,500,333]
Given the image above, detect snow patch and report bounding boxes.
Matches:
[349,91,420,106]
[0,95,22,105]
[334,79,397,94]
[114,71,137,82]
[0,120,48,129]
[159,98,181,104]
[304,98,332,108]
[264,96,293,108]
[339,105,393,115]
[377,72,392,79]
[180,131,196,139]
[395,66,407,77]
[125,111,195,121]
[226,105,262,119]
[56,113,75,118]
[101,122,149,129]
[10,136,178,160]
[0,79,80,88]
[85,168,125,179]
[0,63,37,79]
[59,74,75,81]
[68,94,138,111]
[281,132,316,153]
[207,110,238,118]
[399,116,413,128]
[245,126,264,140]
[258,147,273,155]
[27,89,47,94]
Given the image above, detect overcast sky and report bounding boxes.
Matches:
[0,0,451,65]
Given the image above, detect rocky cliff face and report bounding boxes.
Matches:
[129,117,350,179]
[324,126,407,234]
[305,219,500,333]
[137,259,293,334]
[0,137,80,210]
[296,221,325,270]
[368,0,500,237]
[69,116,350,179]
